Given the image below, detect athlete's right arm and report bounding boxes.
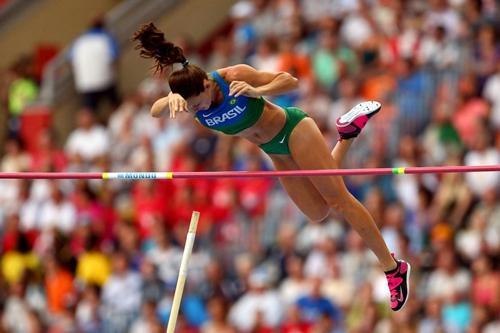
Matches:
[151,92,188,118]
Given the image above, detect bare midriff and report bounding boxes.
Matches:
[237,100,286,145]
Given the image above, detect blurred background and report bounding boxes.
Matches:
[0,0,499,332]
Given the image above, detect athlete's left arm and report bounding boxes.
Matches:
[224,64,298,97]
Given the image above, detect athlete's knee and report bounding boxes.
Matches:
[308,207,331,223]
[324,194,353,214]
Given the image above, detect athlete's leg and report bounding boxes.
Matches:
[288,117,396,271]
[330,139,353,168]
[269,154,330,222]
[288,116,411,311]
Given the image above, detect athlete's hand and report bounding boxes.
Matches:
[229,81,261,98]
[167,93,188,118]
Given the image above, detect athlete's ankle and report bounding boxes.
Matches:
[383,259,398,273]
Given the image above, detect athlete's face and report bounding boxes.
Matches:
[186,79,212,113]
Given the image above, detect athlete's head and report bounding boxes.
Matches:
[133,23,212,111]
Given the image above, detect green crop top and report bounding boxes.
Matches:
[194,71,265,135]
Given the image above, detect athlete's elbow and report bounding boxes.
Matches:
[286,73,299,89]
[151,104,165,118]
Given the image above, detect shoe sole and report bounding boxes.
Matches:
[337,101,381,127]
[394,261,411,312]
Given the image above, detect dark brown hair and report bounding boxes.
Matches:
[132,22,207,98]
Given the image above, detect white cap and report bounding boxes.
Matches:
[230,1,255,19]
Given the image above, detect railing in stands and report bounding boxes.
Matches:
[0,0,36,32]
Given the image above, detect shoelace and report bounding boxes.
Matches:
[386,272,400,300]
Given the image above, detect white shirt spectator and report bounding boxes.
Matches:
[249,54,279,72]
[19,199,41,231]
[424,7,461,39]
[426,268,471,299]
[304,248,328,279]
[296,219,343,253]
[393,160,420,212]
[65,125,110,163]
[321,275,355,308]
[1,296,31,333]
[280,278,311,306]
[0,180,21,223]
[153,120,191,170]
[464,148,500,196]
[130,319,153,333]
[146,246,183,285]
[133,107,161,139]
[483,70,500,128]
[101,271,142,314]
[419,35,460,69]
[301,0,358,22]
[372,272,392,304]
[108,100,137,139]
[69,28,118,92]
[340,13,374,49]
[29,179,51,203]
[484,320,500,333]
[38,197,77,233]
[229,289,283,331]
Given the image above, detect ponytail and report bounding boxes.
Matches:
[133,22,208,98]
[132,22,187,73]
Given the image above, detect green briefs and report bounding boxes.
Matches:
[259,106,308,155]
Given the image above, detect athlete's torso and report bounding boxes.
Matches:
[194,71,265,134]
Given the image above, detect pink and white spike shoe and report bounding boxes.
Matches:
[336,101,381,140]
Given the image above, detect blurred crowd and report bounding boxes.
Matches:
[1,0,500,332]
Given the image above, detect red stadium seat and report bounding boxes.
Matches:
[33,44,59,82]
[19,105,52,154]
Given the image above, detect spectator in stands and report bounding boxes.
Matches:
[321,256,354,310]
[69,17,120,113]
[145,221,182,287]
[201,296,235,333]
[472,24,499,89]
[44,255,75,316]
[65,108,111,167]
[75,284,102,333]
[426,248,471,301]
[483,61,500,129]
[6,56,39,137]
[129,300,162,333]
[229,1,257,60]
[249,36,280,72]
[464,127,500,197]
[0,231,38,286]
[1,280,32,332]
[470,255,499,310]
[312,30,353,92]
[229,270,283,331]
[38,181,77,234]
[296,277,342,326]
[139,259,165,304]
[395,57,433,136]
[100,251,142,333]
[452,73,490,148]
[0,139,29,224]
[279,253,310,305]
[1,136,31,172]
[76,233,110,287]
[30,129,67,172]
[281,304,312,333]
